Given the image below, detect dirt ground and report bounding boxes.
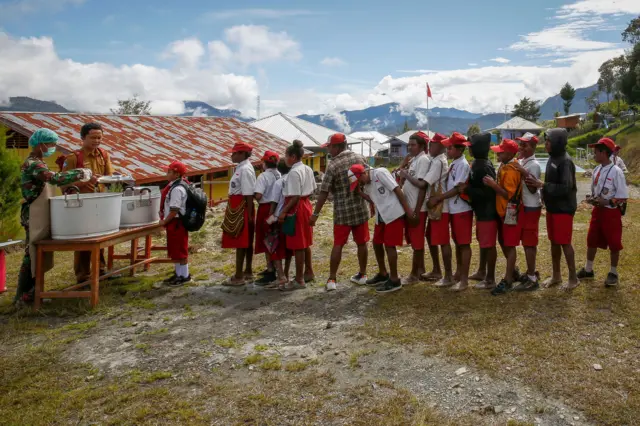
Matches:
[1,192,639,425]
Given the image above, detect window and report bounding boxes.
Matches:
[390,145,400,157]
[4,130,29,149]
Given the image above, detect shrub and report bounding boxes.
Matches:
[0,134,22,241]
[568,128,608,150]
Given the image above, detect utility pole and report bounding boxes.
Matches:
[504,105,508,122]
[256,95,260,120]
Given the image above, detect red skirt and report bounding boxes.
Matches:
[254,203,272,254]
[270,225,291,261]
[166,219,189,261]
[285,197,313,251]
[222,194,253,249]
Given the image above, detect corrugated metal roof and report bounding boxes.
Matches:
[396,130,435,144]
[490,116,543,131]
[349,131,391,144]
[0,112,292,183]
[348,140,385,157]
[250,113,360,148]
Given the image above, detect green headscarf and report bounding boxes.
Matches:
[28,128,59,148]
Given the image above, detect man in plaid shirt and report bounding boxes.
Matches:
[310,133,372,291]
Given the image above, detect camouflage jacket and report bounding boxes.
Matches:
[21,156,84,204]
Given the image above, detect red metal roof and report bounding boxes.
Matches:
[0,112,291,183]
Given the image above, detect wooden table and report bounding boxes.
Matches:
[34,224,171,309]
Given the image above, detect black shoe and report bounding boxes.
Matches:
[512,267,521,283]
[169,275,191,287]
[255,272,276,286]
[376,279,402,294]
[491,280,512,296]
[163,274,178,284]
[577,268,595,280]
[257,269,270,277]
[605,272,618,287]
[366,273,389,286]
[513,274,539,292]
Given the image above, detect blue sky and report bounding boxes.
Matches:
[0,0,638,122]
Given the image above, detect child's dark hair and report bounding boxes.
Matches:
[265,160,277,169]
[286,139,305,160]
[80,122,102,139]
[409,133,427,149]
[596,145,613,157]
[277,158,291,175]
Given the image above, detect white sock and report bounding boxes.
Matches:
[528,274,537,282]
[585,260,594,272]
[183,264,189,278]
[610,266,617,275]
[174,263,180,275]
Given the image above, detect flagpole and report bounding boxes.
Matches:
[426,82,430,135]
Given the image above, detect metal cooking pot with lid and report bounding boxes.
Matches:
[50,186,122,240]
[120,187,161,228]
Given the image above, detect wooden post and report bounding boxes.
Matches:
[144,235,152,272]
[107,245,114,270]
[34,246,44,310]
[129,238,138,276]
[90,247,100,307]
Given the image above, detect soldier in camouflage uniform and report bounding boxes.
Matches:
[15,128,94,304]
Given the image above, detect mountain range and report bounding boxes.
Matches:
[0,83,607,135]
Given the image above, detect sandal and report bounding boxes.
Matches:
[222,277,246,287]
[281,280,306,291]
[265,280,285,290]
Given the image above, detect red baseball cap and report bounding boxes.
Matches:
[224,142,254,154]
[442,132,471,147]
[588,137,619,151]
[348,164,366,191]
[490,139,519,154]
[261,150,280,162]
[516,132,539,144]
[430,133,447,144]
[410,131,431,143]
[168,160,187,175]
[321,133,347,148]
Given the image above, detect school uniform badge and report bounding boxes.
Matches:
[231,181,236,189]
[378,187,386,194]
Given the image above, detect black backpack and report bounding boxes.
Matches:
[169,180,208,232]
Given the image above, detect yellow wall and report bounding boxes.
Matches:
[303,154,323,172]
[202,169,233,205]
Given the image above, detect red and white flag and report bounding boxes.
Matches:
[426,83,433,99]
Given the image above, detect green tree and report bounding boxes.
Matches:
[111,94,152,115]
[511,97,541,122]
[586,90,600,112]
[560,82,576,115]
[402,118,410,132]
[621,16,640,44]
[0,131,22,241]
[466,122,481,137]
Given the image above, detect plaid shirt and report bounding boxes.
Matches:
[320,150,370,226]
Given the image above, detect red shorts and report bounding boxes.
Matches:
[587,207,623,251]
[546,213,573,245]
[334,222,370,246]
[426,213,450,246]
[166,219,189,261]
[254,203,272,254]
[373,217,406,247]
[519,207,541,247]
[285,197,313,251]
[476,219,498,248]
[449,211,473,245]
[498,217,521,248]
[405,212,427,250]
[222,195,254,249]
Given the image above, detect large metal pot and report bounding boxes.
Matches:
[50,187,122,240]
[120,187,161,228]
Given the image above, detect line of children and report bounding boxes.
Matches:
[253,151,281,285]
[349,164,416,293]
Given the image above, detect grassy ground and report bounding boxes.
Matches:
[1,201,639,424]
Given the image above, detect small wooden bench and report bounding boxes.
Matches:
[34,224,171,309]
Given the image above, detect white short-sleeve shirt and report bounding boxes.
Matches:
[228,159,256,196]
[364,168,405,224]
[520,155,542,208]
[164,181,187,216]
[446,156,472,214]
[403,152,430,212]
[254,168,281,204]
[611,155,628,173]
[424,153,449,213]
[592,163,629,208]
[272,176,286,216]
[283,162,317,197]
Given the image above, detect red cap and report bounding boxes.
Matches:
[224,142,254,154]
[588,137,618,151]
[321,133,347,148]
[168,160,187,175]
[490,139,519,154]
[516,132,539,144]
[261,150,280,163]
[410,131,431,143]
[430,133,446,144]
[442,132,471,147]
[348,164,366,191]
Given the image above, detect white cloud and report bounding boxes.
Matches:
[396,69,439,74]
[0,0,84,20]
[163,38,205,69]
[557,0,640,19]
[489,57,511,64]
[468,63,478,66]
[320,57,346,67]
[0,32,259,115]
[510,19,616,52]
[208,25,301,69]
[202,8,318,20]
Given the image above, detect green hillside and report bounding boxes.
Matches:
[611,121,640,184]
